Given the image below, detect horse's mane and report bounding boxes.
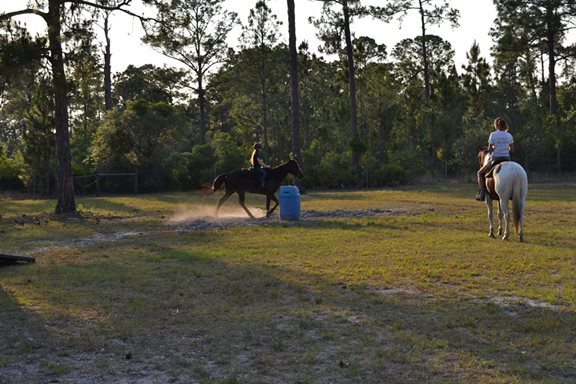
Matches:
[478,147,491,166]
[270,160,291,170]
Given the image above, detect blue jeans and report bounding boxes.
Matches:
[254,167,266,186]
[491,156,510,166]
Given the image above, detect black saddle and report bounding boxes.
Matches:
[486,160,508,178]
[241,168,267,180]
[488,163,508,178]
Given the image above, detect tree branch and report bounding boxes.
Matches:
[64,0,157,23]
[0,8,48,21]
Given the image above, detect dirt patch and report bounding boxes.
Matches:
[369,287,421,296]
[0,211,131,226]
[13,208,410,257]
[301,208,409,218]
[486,295,566,314]
[169,207,410,231]
[19,231,148,257]
[168,204,267,223]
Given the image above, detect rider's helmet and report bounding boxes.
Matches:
[254,143,262,150]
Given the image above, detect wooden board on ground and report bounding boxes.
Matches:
[0,253,36,264]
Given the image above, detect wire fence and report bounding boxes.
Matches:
[74,172,138,195]
[1,173,138,196]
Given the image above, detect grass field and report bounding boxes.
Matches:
[1,181,575,383]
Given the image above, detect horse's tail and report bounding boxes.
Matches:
[512,168,528,235]
[211,173,228,193]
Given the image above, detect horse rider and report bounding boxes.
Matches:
[476,117,515,201]
[250,143,269,188]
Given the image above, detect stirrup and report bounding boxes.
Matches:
[475,191,485,201]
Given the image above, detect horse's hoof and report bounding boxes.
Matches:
[501,235,509,241]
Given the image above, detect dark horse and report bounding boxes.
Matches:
[210,159,304,218]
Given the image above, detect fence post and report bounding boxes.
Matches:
[134,172,138,194]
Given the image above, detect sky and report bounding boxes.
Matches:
[1,0,498,74]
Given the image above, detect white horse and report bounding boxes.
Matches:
[478,149,528,241]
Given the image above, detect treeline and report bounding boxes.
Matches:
[1,0,576,198]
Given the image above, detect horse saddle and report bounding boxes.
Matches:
[486,160,508,179]
[241,168,267,180]
[486,163,503,179]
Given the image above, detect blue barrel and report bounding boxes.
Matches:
[279,185,301,220]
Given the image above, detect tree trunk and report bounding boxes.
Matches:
[260,45,269,149]
[546,31,557,116]
[198,74,207,144]
[48,0,76,214]
[419,0,430,102]
[540,50,546,91]
[545,5,560,172]
[103,12,113,111]
[418,0,433,172]
[342,0,360,173]
[287,0,301,161]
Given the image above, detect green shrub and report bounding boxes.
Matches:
[381,164,409,185]
[182,144,217,189]
[387,148,425,180]
[316,151,356,188]
[212,132,245,175]
[0,148,24,189]
[361,154,384,186]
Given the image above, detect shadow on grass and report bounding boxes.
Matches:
[0,199,54,218]
[0,281,56,382]
[305,192,375,201]
[130,192,200,204]
[2,238,576,383]
[77,197,144,216]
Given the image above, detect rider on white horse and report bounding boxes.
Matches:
[476,117,515,201]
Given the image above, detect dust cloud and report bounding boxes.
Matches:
[167,204,266,224]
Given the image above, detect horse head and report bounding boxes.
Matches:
[288,159,304,179]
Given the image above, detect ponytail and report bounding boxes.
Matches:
[494,117,509,131]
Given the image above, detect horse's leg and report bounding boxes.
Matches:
[265,195,271,218]
[518,204,525,242]
[238,191,254,219]
[499,196,511,240]
[267,194,279,216]
[517,196,526,242]
[486,197,495,238]
[497,201,504,237]
[215,190,233,217]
